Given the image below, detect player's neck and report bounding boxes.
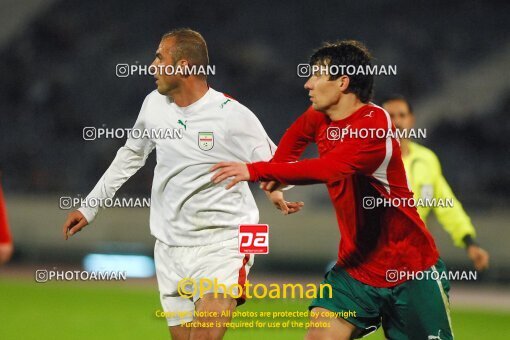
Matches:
[400,138,410,157]
[169,80,209,107]
[326,95,366,121]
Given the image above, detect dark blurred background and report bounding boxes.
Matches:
[0,0,509,280]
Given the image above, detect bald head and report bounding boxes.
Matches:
[162,28,209,73]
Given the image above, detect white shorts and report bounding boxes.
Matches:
[154,237,254,326]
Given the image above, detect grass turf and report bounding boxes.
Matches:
[0,279,509,339]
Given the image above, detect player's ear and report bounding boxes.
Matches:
[338,75,350,92]
[176,59,188,68]
[175,59,190,77]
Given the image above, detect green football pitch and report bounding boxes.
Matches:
[1,279,509,339]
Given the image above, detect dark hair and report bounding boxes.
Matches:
[310,40,374,103]
[162,28,209,71]
[380,94,413,113]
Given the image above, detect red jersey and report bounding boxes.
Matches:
[247,105,439,287]
[0,179,12,244]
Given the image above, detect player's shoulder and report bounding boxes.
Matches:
[353,103,391,129]
[211,88,259,120]
[212,89,246,110]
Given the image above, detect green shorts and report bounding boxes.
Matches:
[310,259,453,340]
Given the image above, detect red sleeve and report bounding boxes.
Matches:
[271,106,324,162]
[248,110,389,185]
[0,180,12,244]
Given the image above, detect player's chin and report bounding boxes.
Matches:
[155,81,171,94]
[311,102,324,112]
[155,85,167,95]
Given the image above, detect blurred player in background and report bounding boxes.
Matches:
[62,28,302,340]
[0,174,14,265]
[382,95,490,271]
[212,41,454,339]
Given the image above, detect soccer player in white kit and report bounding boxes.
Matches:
[61,28,303,340]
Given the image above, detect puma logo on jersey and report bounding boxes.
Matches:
[178,119,187,130]
[428,330,442,339]
[364,111,374,118]
[220,99,232,108]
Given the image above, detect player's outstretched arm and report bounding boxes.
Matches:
[211,117,388,189]
[211,150,357,188]
[62,95,155,239]
[211,161,306,216]
[62,210,89,240]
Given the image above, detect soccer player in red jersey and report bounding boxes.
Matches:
[211,41,453,339]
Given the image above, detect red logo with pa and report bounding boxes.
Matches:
[239,224,269,254]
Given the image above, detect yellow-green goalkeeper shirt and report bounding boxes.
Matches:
[402,141,476,247]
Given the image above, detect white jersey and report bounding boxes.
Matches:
[79,88,276,246]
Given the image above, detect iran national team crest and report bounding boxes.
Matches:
[198,132,214,151]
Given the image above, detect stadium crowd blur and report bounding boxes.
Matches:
[0,0,508,212]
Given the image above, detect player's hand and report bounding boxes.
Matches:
[62,210,89,240]
[0,242,13,265]
[260,181,285,192]
[265,190,304,215]
[210,162,250,190]
[467,245,489,271]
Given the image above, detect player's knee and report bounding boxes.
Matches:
[189,328,220,340]
[307,312,357,340]
[305,327,324,340]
